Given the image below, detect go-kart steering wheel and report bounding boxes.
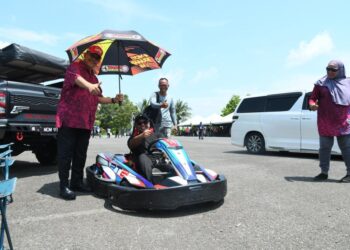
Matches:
[147,138,162,154]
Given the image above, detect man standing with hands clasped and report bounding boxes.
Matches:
[56,45,124,200]
[149,78,177,138]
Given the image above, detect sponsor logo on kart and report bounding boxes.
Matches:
[163,138,179,147]
[155,49,166,63]
[101,65,129,73]
[118,169,129,178]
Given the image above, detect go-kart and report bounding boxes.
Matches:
[86,137,227,210]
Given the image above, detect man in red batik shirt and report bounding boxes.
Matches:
[56,45,123,200]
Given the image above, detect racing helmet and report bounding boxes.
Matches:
[132,113,152,136]
[134,113,150,124]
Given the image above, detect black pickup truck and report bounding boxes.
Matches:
[0,43,68,165]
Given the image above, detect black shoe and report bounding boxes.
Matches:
[338,175,350,183]
[70,183,92,193]
[313,173,328,181]
[60,187,76,200]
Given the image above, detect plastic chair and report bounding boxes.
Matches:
[0,143,16,250]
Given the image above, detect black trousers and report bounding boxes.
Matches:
[132,153,154,181]
[57,127,91,188]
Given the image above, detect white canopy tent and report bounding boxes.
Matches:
[211,112,233,125]
[178,115,205,126]
[178,112,233,127]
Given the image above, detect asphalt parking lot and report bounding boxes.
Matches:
[4,136,350,250]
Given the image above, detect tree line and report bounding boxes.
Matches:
[95,94,241,135]
[95,96,193,135]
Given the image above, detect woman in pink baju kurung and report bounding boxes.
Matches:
[309,60,350,182]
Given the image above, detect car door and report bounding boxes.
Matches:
[260,93,303,150]
[301,92,341,154]
[300,92,319,152]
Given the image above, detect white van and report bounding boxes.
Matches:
[230,91,340,154]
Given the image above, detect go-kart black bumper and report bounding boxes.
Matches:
[86,166,227,210]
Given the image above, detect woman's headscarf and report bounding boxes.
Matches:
[315,60,350,106]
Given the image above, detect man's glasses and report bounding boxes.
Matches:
[87,53,101,65]
[326,67,338,72]
[90,53,101,61]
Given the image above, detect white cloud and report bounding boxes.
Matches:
[0,41,10,49]
[0,27,86,49]
[286,32,334,67]
[190,67,219,84]
[0,27,59,45]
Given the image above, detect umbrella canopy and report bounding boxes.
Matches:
[66,30,171,92]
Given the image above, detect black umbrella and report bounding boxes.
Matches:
[66,30,171,93]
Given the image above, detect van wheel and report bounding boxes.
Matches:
[246,133,265,154]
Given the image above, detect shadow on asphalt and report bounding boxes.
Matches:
[284,176,340,183]
[37,181,91,199]
[103,199,225,218]
[9,160,57,178]
[224,150,343,161]
[37,181,61,198]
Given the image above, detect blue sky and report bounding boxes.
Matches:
[1,0,350,118]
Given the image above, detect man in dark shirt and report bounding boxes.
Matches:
[127,114,158,181]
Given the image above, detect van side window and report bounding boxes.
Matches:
[302,92,312,110]
[265,93,302,112]
[236,97,266,113]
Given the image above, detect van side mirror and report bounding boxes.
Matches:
[232,115,239,123]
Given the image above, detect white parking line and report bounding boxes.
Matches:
[11,208,107,224]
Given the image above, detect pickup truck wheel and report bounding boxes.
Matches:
[245,133,265,154]
[34,142,57,166]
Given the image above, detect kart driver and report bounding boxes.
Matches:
[127,114,159,181]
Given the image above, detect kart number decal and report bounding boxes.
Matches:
[118,169,129,178]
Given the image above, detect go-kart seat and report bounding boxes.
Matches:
[117,153,138,171]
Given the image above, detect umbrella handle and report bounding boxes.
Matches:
[118,74,121,93]
[117,41,123,106]
[118,74,122,106]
